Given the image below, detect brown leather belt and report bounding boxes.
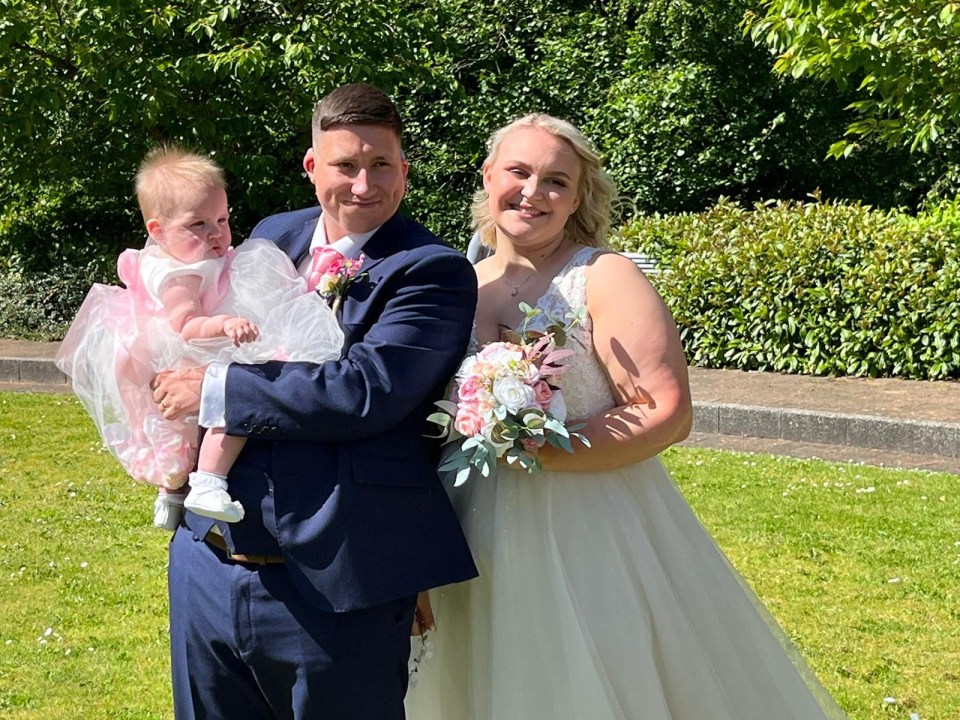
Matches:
[204,532,285,565]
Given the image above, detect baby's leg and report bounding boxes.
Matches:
[198,428,246,476]
[154,487,186,532]
[182,430,246,523]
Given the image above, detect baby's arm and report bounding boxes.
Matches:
[159,275,259,345]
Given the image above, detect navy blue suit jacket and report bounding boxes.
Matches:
[183,207,479,612]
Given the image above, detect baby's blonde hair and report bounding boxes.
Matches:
[135,146,226,221]
[472,114,616,250]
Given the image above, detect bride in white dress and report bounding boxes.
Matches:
[405,114,847,719]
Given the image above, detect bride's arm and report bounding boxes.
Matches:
[538,252,692,472]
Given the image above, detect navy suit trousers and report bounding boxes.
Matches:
[168,528,417,720]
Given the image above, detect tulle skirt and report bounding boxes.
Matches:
[56,239,344,488]
[405,457,847,720]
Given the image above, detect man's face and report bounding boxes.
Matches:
[303,124,409,242]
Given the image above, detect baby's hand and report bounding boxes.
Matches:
[224,317,260,346]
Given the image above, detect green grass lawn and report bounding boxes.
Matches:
[1,391,957,719]
[667,448,959,720]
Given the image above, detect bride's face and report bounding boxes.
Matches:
[483,126,581,250]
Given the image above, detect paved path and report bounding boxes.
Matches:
[3,338,959,474]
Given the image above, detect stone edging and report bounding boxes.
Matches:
[5,356,958,460]
[693,402,960,459]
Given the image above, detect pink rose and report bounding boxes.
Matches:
[532,380,553,407]
[310,247,345,277]
[477,342,524,365]
[327,255,348,275]
[454,405,485,437]
[457,376,485,403]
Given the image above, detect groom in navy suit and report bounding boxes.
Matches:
[153,83,478,719]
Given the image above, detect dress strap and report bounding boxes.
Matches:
[555,246,605,309]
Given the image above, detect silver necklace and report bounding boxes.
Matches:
[500,240,569,296]
[502,270,537,297]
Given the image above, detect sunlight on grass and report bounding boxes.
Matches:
[663,447,959,720]
[0,393,171,719]
[0,391,956,719]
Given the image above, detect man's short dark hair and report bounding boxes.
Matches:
[312,83,403,141]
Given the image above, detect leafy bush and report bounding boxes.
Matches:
[0,183,138,273]
[1,0,949,347]
[615,199,960,379]
[586,0,939,214]
[0,260,110,340]
[0,0,938,271]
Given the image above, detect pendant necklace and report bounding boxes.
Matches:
[500,241,567,296]
[502,270,537,297]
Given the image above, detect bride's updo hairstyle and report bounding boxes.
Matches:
[472,114,616,250]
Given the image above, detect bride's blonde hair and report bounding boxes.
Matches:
[471,114,616,250]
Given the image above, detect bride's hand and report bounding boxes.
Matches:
[412,591,436,636]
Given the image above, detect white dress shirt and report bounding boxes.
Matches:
[198,218,379,429]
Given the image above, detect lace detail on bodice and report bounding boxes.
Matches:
[520,246,616,419]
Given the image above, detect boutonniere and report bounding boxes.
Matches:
[307,249,366,313]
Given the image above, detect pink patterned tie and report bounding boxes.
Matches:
[305,245,343,292]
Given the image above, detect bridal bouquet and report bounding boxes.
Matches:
[429,305,589,486]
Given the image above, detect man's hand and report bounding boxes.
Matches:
[411,591,436,636]
[152,365,207,420]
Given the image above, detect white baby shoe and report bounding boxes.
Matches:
[184,471,245,523]
[153,493,185,532]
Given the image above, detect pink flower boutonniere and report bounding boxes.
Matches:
[307,248,366,313]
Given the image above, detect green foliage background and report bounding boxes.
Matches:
[747,0,960,165]
[616,198,960,380]
[0,0,939,265]
[2,0,958,377]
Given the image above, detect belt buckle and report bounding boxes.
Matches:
[204,532,284,565]
[230,551,282,566]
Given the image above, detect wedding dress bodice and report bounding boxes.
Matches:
[521,246,616,420]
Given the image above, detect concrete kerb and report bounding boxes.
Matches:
[4,352,960,461]
[0,356,67,385]
[694,401,960,459]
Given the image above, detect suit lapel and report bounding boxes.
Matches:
[276,213,319,265]
[356,214,404,274]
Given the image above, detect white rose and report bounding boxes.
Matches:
[492,376,537,413]
[456,355,479,379]
[479,344,524,366]
[317,273,339,295]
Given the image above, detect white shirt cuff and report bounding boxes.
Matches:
[199,362,228,429]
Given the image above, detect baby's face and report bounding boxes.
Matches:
[151,187,232,263]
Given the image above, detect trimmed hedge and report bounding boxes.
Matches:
[0,260,110,341]
[614,199,960,380]
[8,197,960,384]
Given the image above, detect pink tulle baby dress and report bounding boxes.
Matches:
[56,238,345,489]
